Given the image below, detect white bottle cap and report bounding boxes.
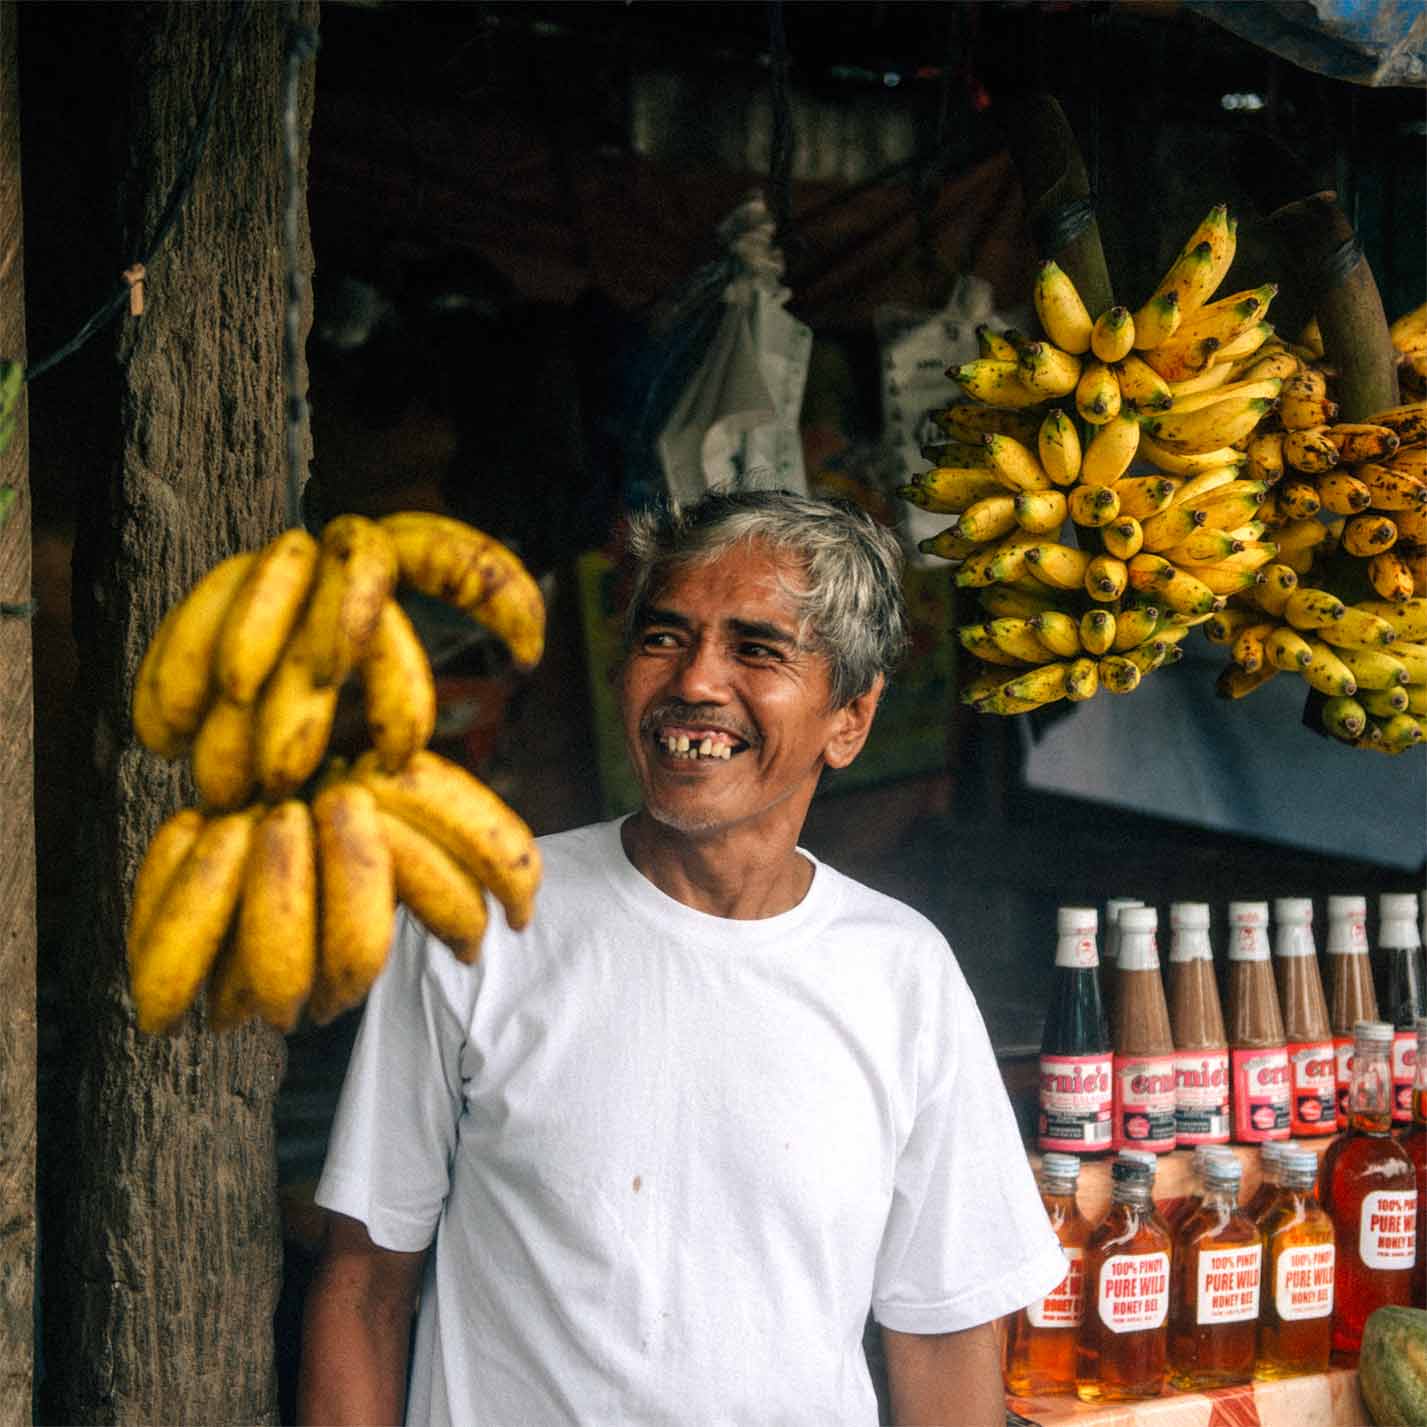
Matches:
[1274,898,1313,925]
[1380,893,1422,949]
[1119,906,1158,933]
[1327,895,1366,920]
[1171,902,1210,930]
[1230,901,1269,926]
[1057,906,1098,934]
[1229,902,1271,960]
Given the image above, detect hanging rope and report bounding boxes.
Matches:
[25,0,254,384]
[281,2,320,529]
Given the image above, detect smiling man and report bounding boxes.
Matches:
[299,489,1065,1427]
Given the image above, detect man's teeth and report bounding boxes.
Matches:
[660,733,733,760]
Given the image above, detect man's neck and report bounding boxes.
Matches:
[619,810,815,920]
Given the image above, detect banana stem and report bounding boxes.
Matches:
[999,94,1114,318]
[1264,191,1398,421]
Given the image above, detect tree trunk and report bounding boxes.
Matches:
[0,2,37,1420]
[40,4,315,1422]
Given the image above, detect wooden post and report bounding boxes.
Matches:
[0,2,37,1419]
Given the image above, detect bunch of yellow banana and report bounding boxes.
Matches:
[126,748,540,1034]
[1391,302,1427,400]
[127,509,547,1034]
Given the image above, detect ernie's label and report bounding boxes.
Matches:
[1335,1035,1354,1129]
[1230,1046,1291,1142]
[1359,1189,1418,1269]
[1027,1248,1084,1328]
[1274,1242,1334,1321]
[1113,1053,1177,1152]
[1039,1054,1113,1152]
[1097,1251,1170,1334]
[1391,1031,1417,1124]
[1195,1243,1262,1324]
[1174,1048,1230,1144]
[1287,1039,1337,1136]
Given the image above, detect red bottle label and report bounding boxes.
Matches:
[1334,1035,1354,1130]
[1038,1053,1113,1152]
[1287,1039,1337,1136]
[1113,1052,1177,1152]
[1230,1046,1291,1142]
[1173,1048,1230,1144]
[1391,1031,1417,1124]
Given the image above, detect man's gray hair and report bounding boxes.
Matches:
[623,488,909,709]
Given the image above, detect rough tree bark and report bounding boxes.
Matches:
[0,2,37,1420]
[40,4,316,1422]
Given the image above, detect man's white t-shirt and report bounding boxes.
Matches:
[315,818,1064,1426]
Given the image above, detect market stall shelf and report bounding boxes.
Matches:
[1008,1363,1366,1427]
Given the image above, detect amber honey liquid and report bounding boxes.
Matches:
[1003,1185,1089,1395]
[1254,1176,1335,1380]
[1168,1194,1261,1389]
[1075,1203,1171,1401]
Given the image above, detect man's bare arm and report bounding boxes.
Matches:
[881,1319,1006,1427]
[298,1211,427,1427]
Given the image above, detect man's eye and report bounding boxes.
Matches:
[740,643,779,660]
[641,631,679,650]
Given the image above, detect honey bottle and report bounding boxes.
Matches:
[1168,1155,1262,1390]
[1326,894,1377,1131]
[1164,1145,1238,1238]
[1112,906,1177,1154]
[1374,892,1425,1127]
[1402,1016,1427,1306]
[1273,898,1336,1137]
[1003,1153,1090,1396]
[1319,1020,1418,1359]
[1038,907,1113,1155]
[1168,902,1230,1146]
[1227,902,1291,1143]
[1244,1140,1291,1225]
[1255,1146,1335,1380]
[1075,1154,1172,1402]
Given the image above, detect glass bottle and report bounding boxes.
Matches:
[1100,897,1146,1043]
[1168,902,1230,1146]
[1075,1154,1171,1402]
[1374,892,1425,1126]
[1255,1146,1335,1380]
[1273,898,1336,1137]
[1168,1155,1262,1390]
[1403,1016,1427,1306]
[1164,1145,1239,1238]
[1112,906,1177,1154]
[1003,1153,1091,1396]
[1038,907,1113,1155]
[1227,902,1291,1144]
[1326,894,1377,1131]
[1318,1021,1418,1360]
[1245,1141,1291,1226]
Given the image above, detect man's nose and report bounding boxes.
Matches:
[668,637,730,703]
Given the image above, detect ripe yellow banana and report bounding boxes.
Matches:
[1246,431,1285,484]
[1098,654,1143,694]
[191,695,258,812]
[983,531,1049,584]
[1358,686,1410,718]
[1113,353,1175,411]
[1332,644,1409,691]
[1284,587,1348,630]
[218,800,318,1033]
[1357,462,1427,511]
[1265,625,1313,671]
[1171,284,1277,351]
[1321,694,1367,741]
[1029,609,1081,658]
[1023,541,1092,592]
[1211,321,1274,366]
[1013,488,1069,535]
[215,529,321,705]
[1065,657,1099,701]
[1340,513,1397,557]
[1164,528,1242,564]
[150,552,259,735]
[1375,712,1425,753]
[1244,563,1298,617]
[956,493,1020,544]
[1359,597,1427,640]
[977,584,1065,620]
[361,598,437,772]
[301,515,401,687]
[254,625,340,801]
[1158,375,1283,419]
[899,467,1005,513]
[1076,359,1122,425]
[126,807,207,963]
[379,809,489,965]
[1018,342,1082,399]
[937,404,1043,446]
[1112,475,1177,521]
[1037,409,1082,487]
[1110,604,1161,651]
[352,748,541,932]
[1068,483,1120,528]
[1033,260,1093,354]
[1217,662,1278,699]
[1129,291,1181,352]
[1127,554,1221,615]
[129,808,257,1035]
[1102,517,1144,560]
[1364,402,1427,448]
[922,528,982,565]
[1168,361,1237,399]
[308,781,396,1026]
[1138,435,1244,477]
[379,512,546,671]
[1234,347,1300,383]
[1084,554,1129,601]
[1283,427,1339,474]
[1079,608,1116,655]
[984,433,1052,492]
[1206,607,1260,645]
[947,358,1045,409]
[132,607,192,759]
[1139,502,1206,553]
[1091,307,1135,364]
[1142,335,1222,384]
[976,324,1019,362]
[1368,550,1415,602]
[1141,395,1274,454]
[1302,640,1358,697]
[959,623,1030,666]
[1081,413,1141,486]
[1324,423,1400,465]
[986,617,1054,663]
[1277,478,1323,521]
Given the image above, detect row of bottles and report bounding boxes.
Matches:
[1007,1021,1423,1402]
[1039,894,1425,1154]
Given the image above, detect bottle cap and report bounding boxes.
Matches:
[1280,1148,1319,1184]
[1107,898,1145,919]
[1202,1156,1243,1188]
[1260,1141,1286,1167]
[1170,902,1209,929]
[1057,906,1098,934]
[1192,1145,1237,1172]
[1229,901,1269,926]
[1040,1152,1082,1182]
[1274,897,1313,925]
[1327,895,1366,920]
[1380,892,1419,922]
[1353,1019,1394,1047]
[1119,906,1158,932]
[1111,1153,1155,1185]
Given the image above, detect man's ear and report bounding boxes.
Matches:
[823,674,885,770]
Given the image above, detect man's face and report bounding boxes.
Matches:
[620,540,878,842]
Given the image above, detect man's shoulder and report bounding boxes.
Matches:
[810,857,952,955]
